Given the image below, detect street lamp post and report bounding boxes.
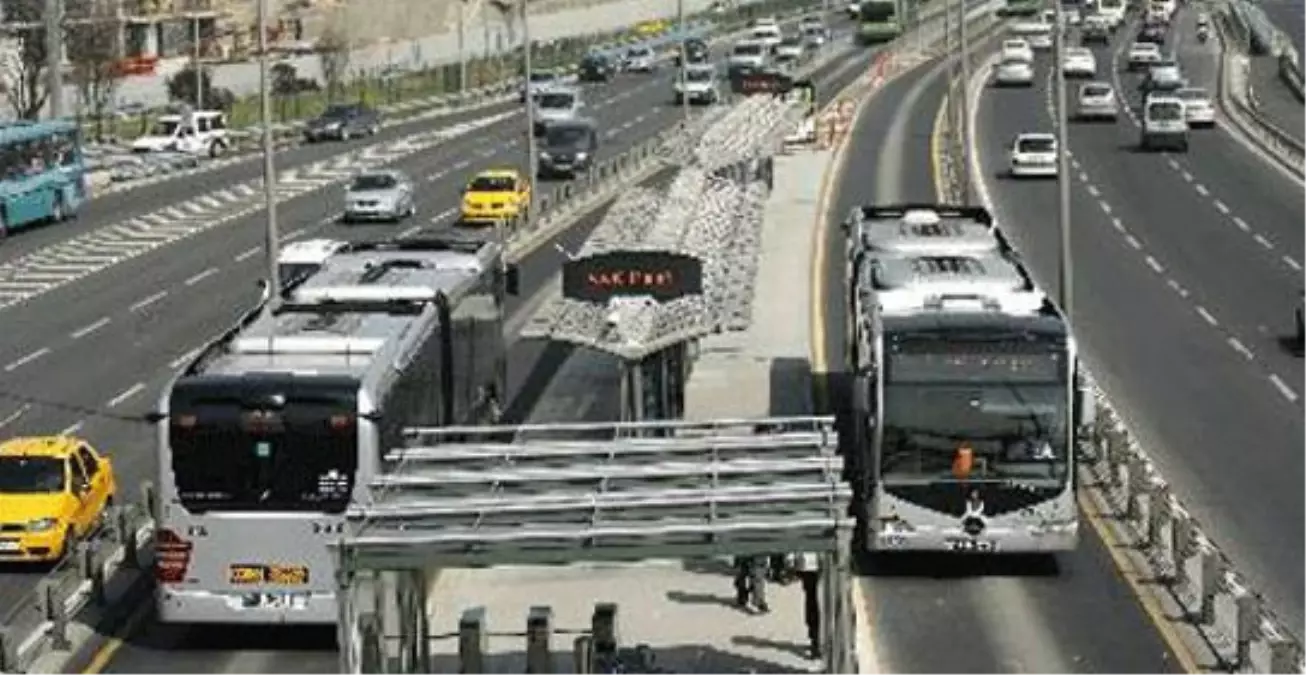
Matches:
[44,0,64,119]
[1053,0,1072,318]
[192,16,203,110]
[257,0,282,303]
[676,0,688,123]
[521,0,538,227]
[957,0,971,204]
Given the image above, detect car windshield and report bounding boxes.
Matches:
[1148,102,1183,120]
[0,456,65,493]
[350,174,396,191]
[545,126,591,146]
[1003,41,1027,50]
[752,28,779,38]
[1132,44,1158,53]
[149,119,181,137]
[879,384,1070,485]
[468,175,516,192]
[628,47,652,58]
[1001,58,1028,67]
[279,262,321,287]
[1082,84,1112,97]
[321,105,354,119]
[1154,60,1177,68]
[804,25,825,34]
[734,43,763,55]
[537,92,576,109]
[1177,88,1207,101]
[529,72,557,83]
[685,68,714,82]
[1018,137,1056,153]
[1067,49,1091,58]
[781,37,802,46]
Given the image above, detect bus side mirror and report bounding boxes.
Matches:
[505,265,521,296]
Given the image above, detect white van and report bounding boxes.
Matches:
[131,110,230,157]
[1010,21,1054,49]
[1140,96,1188,151]
[750,23,783,48]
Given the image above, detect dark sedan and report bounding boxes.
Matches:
[303,103,380,142]
[579,53,617,82]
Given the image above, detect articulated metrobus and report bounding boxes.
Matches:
[151,237,513,625]
[856,0,901,44]
[844,205,1094,556]
[0,120,88,237]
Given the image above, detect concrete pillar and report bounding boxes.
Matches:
[338,566,380,674]
[590,603,619,663]
[525,605,554,673]
[459,607,488,673]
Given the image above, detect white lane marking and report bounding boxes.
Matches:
[1180,170,1194,182]
[1233,216,1250,232]
[400,224,425,238]
[1166,278,1189,297]
[106,382,147,408]
[1194,183,1209,196]
[1110,216,1126,233]
[1167,158,1180,170]
[1099,200,1113,214]
[1227,337,1254,360]
[235,247,260,262]
[1252,234,1273,250]
[1268,374,1299,402]
[169,347,202,370]
[71,317,111,339]
[1212,199,1230,214]
[60,420,84,435]
[1195,306,1218,326]
[4,347,50,372]
[1124,234,1142,249]
[1144,255,1164,273]
[185,267,220,286]
[1283,255,1302,271]
[130,290,168,312]
[0,404,30,428]
[1086,184,1100,197]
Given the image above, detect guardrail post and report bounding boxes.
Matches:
[1124,455,1146,524]
[1268,637,1301,673]
[360,612,383,674]
[1234,593,1261,669]
[573,635,593,674]
[591,602,619,664]
[1106,426,1127,490]
[526,605,554,673]
[1171,511,1195,589]
[1198,549,1224,625]
[1146,484,1170,553]
[40,579,70,650]
[79,540,106,606]
[459,606,488,674]
[116,506,141,569]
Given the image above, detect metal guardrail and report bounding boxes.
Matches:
[0,5,984,670]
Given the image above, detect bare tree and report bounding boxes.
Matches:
[316,16,350,103]
[66,1,121,138]
[0,0,52,119]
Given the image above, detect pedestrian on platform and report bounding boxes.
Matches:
[794,551,822,659]
[733,555,770,613]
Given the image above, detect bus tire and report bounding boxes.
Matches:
[209,141,225,158]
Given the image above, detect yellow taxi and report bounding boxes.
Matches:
[459,169,531,226]
[0,436,117,563]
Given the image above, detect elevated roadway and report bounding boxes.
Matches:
[58,43,881,674]
[970,13,1305,633]
[815,47,1185,673]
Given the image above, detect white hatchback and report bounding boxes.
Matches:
[1176,87,1216,127]
[1009,133,1059,178]
[1001,39,1035,63]
[1062,48,1097,77]
[1075,82,1119,121]
[994,58,1035,86]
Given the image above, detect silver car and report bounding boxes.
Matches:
[343,170,415,223]
[532,87,585,135]
[624,45,658,73]
[1075,82,1119,121]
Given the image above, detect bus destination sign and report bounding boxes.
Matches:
[562,251,704,303]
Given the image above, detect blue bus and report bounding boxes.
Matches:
[0,120,87,238]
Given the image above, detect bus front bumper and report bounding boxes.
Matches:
[156,587,338,625]
[870,522,1079,554]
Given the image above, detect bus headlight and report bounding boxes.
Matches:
[879,517,915,534]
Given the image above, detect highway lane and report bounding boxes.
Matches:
[972,33,1305,632]
[18,47,878,670]
[1055,17,1306,637]
[821,49,1181,673]
[1258,0,1305,56]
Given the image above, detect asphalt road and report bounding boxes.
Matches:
[1248,54,1306,141]
[972,15,1304,633]
[1258,0,1305,56]
[819,48,1182,674]
[55,43,880,674]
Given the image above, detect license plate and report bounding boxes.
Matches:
[947,538,998,553]
[229,564,309,585]
[241,593,309,610]
[0,540,18,551]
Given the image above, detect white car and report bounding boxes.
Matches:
[277,238,349,288]
[1009,133,1059,178]
[994,58,1035,86]
[1001,39,1035,63]
[728,40,769,69]
[750,24,783,48]
[774,36,806,62]
[624,46,657,73]
[1075,82,1119,121]
[1176,86,1216,127]
[673,64,721,104]
[532,86,585,134]
[1062,47,1097,77]
[1127,42,1162,71]
[1143,60,1185,92]
[130,110,229,157]
[1028,28,1055,50]
[847,1,861,17]
[802,24,829,47]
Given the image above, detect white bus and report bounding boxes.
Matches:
[843,205,1094,557]
[151,237,514,625]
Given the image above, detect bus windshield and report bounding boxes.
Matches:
[167,386,359,513]
[879,382,1069,485]
[859,1,896,21]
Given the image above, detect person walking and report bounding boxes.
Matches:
[794,551,822,659]
[733,555,770,613]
